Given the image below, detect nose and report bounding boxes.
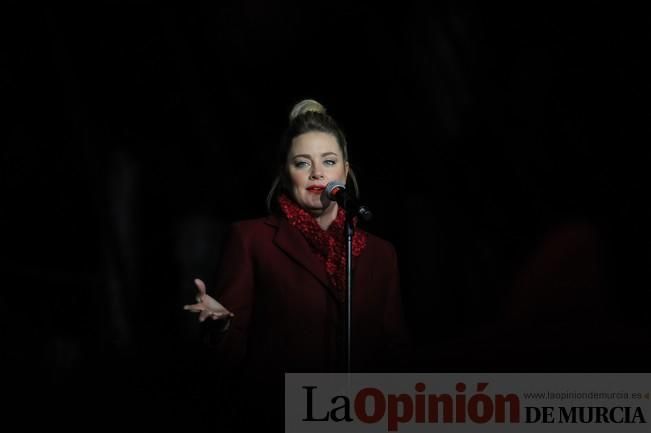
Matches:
[309,164,325,180]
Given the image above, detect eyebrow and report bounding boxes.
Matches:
[292,152,339,159]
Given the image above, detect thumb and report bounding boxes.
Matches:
[194,278,207,297]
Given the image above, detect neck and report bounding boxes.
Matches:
[312,201,339,230]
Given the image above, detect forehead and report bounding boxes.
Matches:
[289,131,340,156]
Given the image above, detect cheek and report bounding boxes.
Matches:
[330,165,347,179]
[288,170,307,189]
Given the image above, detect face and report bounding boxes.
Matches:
[287,131,349,215]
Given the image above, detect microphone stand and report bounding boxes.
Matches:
[341,197,372,374]
[344,195,354,374]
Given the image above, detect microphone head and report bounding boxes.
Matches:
[325,181,346,200]
[358,205,373,221]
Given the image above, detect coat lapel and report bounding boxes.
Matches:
[265,215,342,301]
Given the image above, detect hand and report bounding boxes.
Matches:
[183,278,234,322]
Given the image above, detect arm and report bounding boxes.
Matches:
[185,223,255,367]
[209,222,255,366]
[383,244,412,369]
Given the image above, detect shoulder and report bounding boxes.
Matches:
[363,229,395,250]
[228,214,280,241]
[358,230,400,280]
[362,230,398,259]
[231,215,275,230]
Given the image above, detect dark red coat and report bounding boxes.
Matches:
[211,213,410,375]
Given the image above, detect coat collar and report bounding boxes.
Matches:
[264,214,344,302]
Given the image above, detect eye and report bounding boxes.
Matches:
[294,161,310,168]
[324,159,337,166]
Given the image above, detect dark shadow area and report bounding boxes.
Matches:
[1,1,650,428]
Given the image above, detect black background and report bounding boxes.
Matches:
[2,1,650,427]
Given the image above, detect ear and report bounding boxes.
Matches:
[345,161,350,179]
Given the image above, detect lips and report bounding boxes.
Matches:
[306,185,325,193]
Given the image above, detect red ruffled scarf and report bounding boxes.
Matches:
[278,194,367,298]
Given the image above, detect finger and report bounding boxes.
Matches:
[183,304,205,313]
[199,309,212,322]
[194,278,207,297]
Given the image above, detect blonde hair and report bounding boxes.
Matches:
[289,99,326,121]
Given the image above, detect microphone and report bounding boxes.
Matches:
[324,181,347,203]
[325,181,373,221]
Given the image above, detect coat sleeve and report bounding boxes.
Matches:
[202,222,255,369]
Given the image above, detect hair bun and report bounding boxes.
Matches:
[289,99,326,122]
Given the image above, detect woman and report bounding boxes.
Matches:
[183,99,409,427]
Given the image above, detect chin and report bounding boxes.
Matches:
[300,197,322,208]
[305,204,325,214]
[303,202,326,214]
